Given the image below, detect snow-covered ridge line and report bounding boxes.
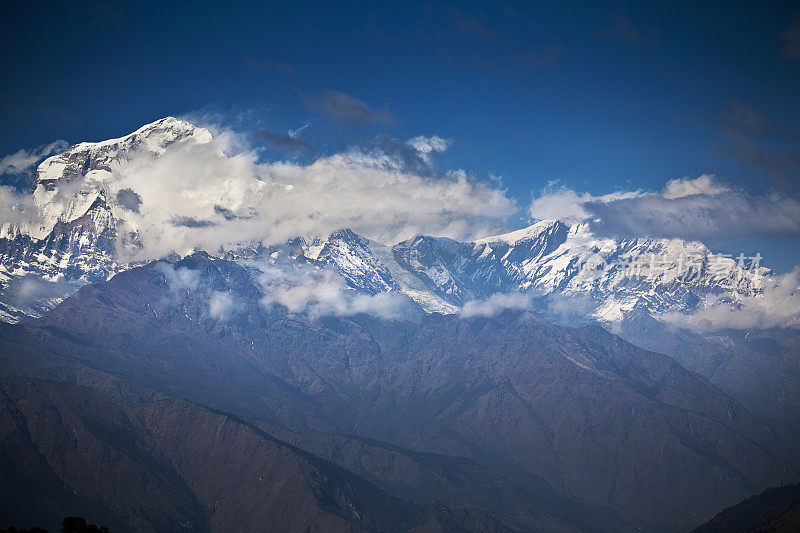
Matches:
[0,117,779,327]
[36,116,210,183]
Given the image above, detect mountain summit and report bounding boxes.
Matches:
[0,118,212,320]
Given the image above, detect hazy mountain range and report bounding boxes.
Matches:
[1,118,797,419]
[1,118,798,531]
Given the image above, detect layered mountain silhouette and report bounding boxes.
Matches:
[0,376,511,532]
[1,117,797,430]
[1,253,797,531]
[693,483,800,532]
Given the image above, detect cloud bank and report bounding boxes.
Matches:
[301,90,397,128]
[460,292,533,318]
[530,175,800,240]
[120,137,512,260]
[662,268,800,331]
[253,262,416,320]
[1,119,514,262]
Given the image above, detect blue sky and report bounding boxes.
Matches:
[2,1,799,269]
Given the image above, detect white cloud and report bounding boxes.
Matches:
[154,262,239,321]
[407,135,452,163]
[0,140,69,176]
[460,292,533,318]
[0,186,41,232]
[530,186,592,223]
[662,175,731,199]
[545,293,597,322]
[209,291,236,321]
[254,262,415,320]
[662,268,800,331]
[5,275,78,309]
[529,180,641,224]
[288,121,311,138]
[529,175,800,239]
[14,120,514,262]
[347,291,413,319]
[155,262,200,294]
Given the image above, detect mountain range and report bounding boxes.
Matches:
[2,252,799,531]
[0,117,767,323]
[1,118,798,531]
[0,117,796,420]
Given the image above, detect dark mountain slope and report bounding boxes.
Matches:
[693,483,800,533]
[0,377,509,532]
[617,311,800,422]
[0,254,797,531]
[137,399,510,533]
[259,423,628,532]
[348,313,799,530]
[0,376,206,532]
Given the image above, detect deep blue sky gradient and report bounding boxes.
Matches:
[2,0,799,268]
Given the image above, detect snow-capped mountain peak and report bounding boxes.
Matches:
[35,116,210,187]
[6,117,213,242]
[0,118,216,320]
[32,118,208,193]
[475,218,570,246]
[0,117,776,328]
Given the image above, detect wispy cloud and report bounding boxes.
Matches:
[407,135,451,164]
[155,262,239,322]
[209,290,237,321]
[254,261,416,320]
[529,181,642,225]
[781,19,800,59]
[300,90,397,128]
[345,134,452,175]
[4,118,513,262]
[460,292,533,318]
[257,128,317,154]
[0,140,69,188]
[156,262,201,295]
[530,175,800,240]
[662,267,800,331]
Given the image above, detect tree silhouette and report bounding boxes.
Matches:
[61,517,109,533]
